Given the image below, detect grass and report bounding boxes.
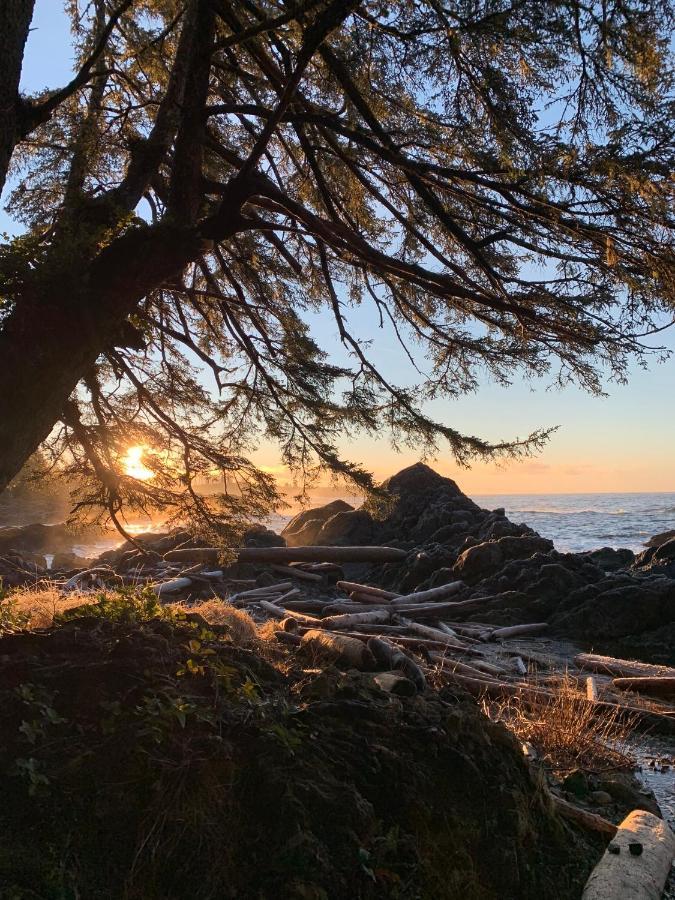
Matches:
[482,674,639,776]
[0,586,93,630]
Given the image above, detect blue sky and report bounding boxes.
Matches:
[3,1,674,493]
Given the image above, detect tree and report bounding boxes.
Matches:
[0,0,673,539]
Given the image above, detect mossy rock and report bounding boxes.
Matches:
[0,603,600,899]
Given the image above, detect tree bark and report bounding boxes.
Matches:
[0,0,34,194]
[0,223,205,492]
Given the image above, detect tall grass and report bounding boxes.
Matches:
[482,674,638,775]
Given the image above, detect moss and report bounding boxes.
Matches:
[0,597,601,899]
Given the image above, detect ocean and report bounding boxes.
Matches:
[470,492,675,554]
[3,492,675,557]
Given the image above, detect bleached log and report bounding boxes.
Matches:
[586,676,599,701]
[154,576,194,597]
[271,564,323,582]
[230,581,294,601]
[612,677,675,699]
[488,622,548,641]
[367,636,426,690]
[301,629,375,670]
[390,581,464,605]
[393,601,483,617]
[552,795,617,837]
[582,809,675,900]
[398,619,467,650]
[429,653,510,681]
[337,581,401,600]
[258,600,319,627]
[62,567,117,591]
[268,588,302,605]
[575,653,675,680]
[512,656,528,676]
[321,609,392,630]
[164,545,407,564]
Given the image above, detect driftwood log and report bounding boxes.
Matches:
[321,610,391,630]
[336,581,401,600]
[575,653,675,680]
[488,623,548,641]
[367,636,426,691]
[163,546,407,564]
[552,795,617,837]
[301,629,375,670]
[582,810,675,900]
[390,581,464,605]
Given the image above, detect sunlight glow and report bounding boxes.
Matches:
[122,445,154,481]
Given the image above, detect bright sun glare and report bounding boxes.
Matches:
[122,445,154,481]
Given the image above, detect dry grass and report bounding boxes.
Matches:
[170,599,259,647]
[483,674,639,776]
[1,586,94,630]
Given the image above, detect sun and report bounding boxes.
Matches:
[122,445,154,481]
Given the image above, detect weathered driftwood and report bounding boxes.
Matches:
[612,676,675,699]
[336,581,401,600]
[274,630,302,646]
[393,600,483,617]
[258,600,319,627]
[336,631,474,654]
[154,576,194,597]
[398,619,467,650]
[586,676,599,701]
[280,599,332,613]
[164,545,407,564]
[390,580,464,606]
[574,653,675,680]
[229,581,294,603]
[301,629,375,670]
[320,601,390,616]
[269,588,302,605]
[63,567,117,591]
[367,636,426,690]
[552,795,617,837]
[321,609,392,630]
[488,622,548,641]
[582,809,675,900]
[429,653,510,682]
[349,591,391,605]
[512,656,528,676]
[271,564,323,582]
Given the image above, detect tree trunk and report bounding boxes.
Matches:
[0,223,204,492]
[0,0,35,194]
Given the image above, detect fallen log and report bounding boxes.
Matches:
[367,636,426,690]
[487,623,548,641]
[575,653,675,680]
[398,619,467,650]
[154,576,194,597]
[372,672,417,697]
[164,545,408,564]
[429,653,511,682]
[390,581,464,605]
[336,581,401,600]
[582,809,675,900]
[301,629,375,670]
[321,610,392,630]
[271,564,323,582]
[611,677,675,699]
[552,795,617,837]
[349,591,392,605]
[258,600,319,627]
[229,581,294,602]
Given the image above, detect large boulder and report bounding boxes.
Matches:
[453,535,555,581]
[281,499,355,546]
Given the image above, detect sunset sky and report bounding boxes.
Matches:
[5,2,675,496]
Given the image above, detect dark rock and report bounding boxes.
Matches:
[646,528,675,548]
[314,508,374,545]
[453,535,554,582]
[581,547,635,572]
[281,499,355,546]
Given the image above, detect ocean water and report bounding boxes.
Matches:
[471,492,675,554]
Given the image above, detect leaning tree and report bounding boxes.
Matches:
[0,0,673,537]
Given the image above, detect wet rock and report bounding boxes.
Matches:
[588,791,613,806]
[646,529,675,548]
